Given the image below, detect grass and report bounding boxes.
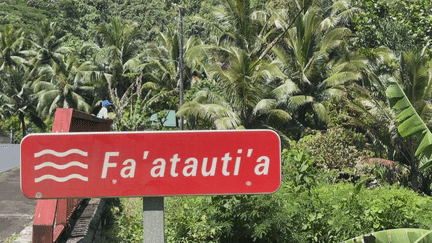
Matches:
[102,198,144,242]
[0,166,20,178]
[4,233,20,243]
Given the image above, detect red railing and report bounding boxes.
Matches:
[32,108,113,243]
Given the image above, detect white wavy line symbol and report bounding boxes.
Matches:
[34,149,88,158]
[33,149,89,183]
[34,161,88,170]
[34,174,88,183]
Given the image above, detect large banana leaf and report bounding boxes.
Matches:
[386,81,432,170]
[344,228,432,243]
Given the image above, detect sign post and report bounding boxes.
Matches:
[21,130,281,240]
[143,197,164,242]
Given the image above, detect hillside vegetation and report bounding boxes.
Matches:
[2,0,432,242]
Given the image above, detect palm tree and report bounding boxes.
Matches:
[178,47,291,131]
[27,20,71,73]
[32,54,95,118]
[178,0,293,136]
[353,48,432,193]
[95,17,143,97]
[0,65,45,137]
[390,50,432,192]
[93,17,145,128]
[271,1,364,131]
[396,51,432,120]
[0,25,28,71]
[143,29,204,108]
[211,0,269,53]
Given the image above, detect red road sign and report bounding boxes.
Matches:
[21,130,281,199]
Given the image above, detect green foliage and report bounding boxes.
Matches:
[167,149,432,243]
[303,183,432,242]
[352,0,432,54]
[185,78,223,102]
[105,198,144,243]
[280,149,432,242]
[0,0,57,31]
[120,104,152,131]
[166,194,291,242]
[0,116,22,143]
[0,116,21,133]
[165,197,221,242]
[296,127,375,171]
[271,1,365,132]
[2,2,432,241]
[356,158,410,186]
[182,78,224,129]
[386,81,432,171]
[281,149,317,192]
[104,148,432,242]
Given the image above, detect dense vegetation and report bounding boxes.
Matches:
[2,0,432,242]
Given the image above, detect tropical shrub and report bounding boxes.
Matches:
[356,158,410,186]
[104,198,143,243]
[104,149,432,242]
[165,194,291,242]
[352,0,432,54]
[163,149,432,243]
[295,128,375,172]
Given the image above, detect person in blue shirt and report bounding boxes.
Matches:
[97,100,112,119]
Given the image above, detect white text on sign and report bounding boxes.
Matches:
[101,149,270,179]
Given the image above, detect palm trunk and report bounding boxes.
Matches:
[411,161,419,192]
[298,106,307,126]
[19,112,26,138]
[410,142,419,192]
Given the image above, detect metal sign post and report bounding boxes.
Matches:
[143,197,164,242]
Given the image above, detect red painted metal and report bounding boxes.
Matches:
[22,130,281,198]
[52,108,113,133]
[32,199,56,243]
[55,199,67,225]
[30,108,113,242]
[53,225,65,242]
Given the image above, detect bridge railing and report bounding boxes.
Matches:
[32,108,113,243]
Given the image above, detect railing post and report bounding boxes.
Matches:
[32,199,57,243]
[55,199,67,226]
[67,198,75,218]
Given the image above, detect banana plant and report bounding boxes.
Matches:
[344,228,432,243]
[386,81,432,171]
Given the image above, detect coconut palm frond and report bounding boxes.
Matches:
[313,102,328,122]
[178,101,240,126]
[272,79,300,100]
[215,117,240,129]
[71,92,92,113]
[320,27,351,53]
[322,71,361,87]
[288,95,313,109]
[266,109,292,123]
[253,99,277,116]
